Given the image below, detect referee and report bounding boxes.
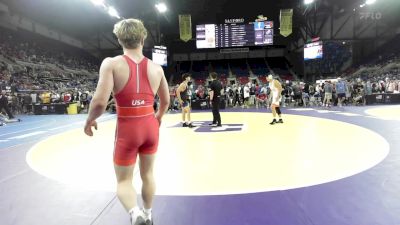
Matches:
[209,72,222,127]
[0,90,15,120]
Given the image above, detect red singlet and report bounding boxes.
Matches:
[113,56,159,166]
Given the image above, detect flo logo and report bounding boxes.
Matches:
[170,121,244,133]
[359,12,382,20]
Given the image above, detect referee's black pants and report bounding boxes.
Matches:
[0,103,14,119]
[212,96,221,126]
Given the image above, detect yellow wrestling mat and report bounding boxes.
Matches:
[365,105,400,121]
[26,112,389,195]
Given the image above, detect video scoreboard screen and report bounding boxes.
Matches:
[196,21,274,49]
[152,46,167,67]
[304,41,323,61]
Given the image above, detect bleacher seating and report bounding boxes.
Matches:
[171,57,295,86]
[248,58,269,75]
[230,59,248,77]
[238,76,250,85]
[257,75,267,84]
[267,57,294,81]
[172,61,191,84]
[219,73,228,85]
[212,60,229,75]
[0,27,99,92]
[191,61,209,85]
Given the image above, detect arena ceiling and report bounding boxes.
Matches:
[2,0,400,54]
[3,0,381,38]
[1,0,300,45]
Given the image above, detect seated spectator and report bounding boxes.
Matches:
[256,93,268,108]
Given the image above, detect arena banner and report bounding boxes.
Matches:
[280,9,293,37]
[179,14,192,42]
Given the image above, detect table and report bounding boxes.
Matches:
[365,94,400,105]
[33,103,67,115]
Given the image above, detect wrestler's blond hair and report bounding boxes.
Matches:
[113,18,147,49]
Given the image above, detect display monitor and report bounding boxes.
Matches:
[304,41,323,61]
[196,21,274,49]
[152,46,167,66]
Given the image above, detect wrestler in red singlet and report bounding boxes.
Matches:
[84,18,169,225]
[113,56,159,166]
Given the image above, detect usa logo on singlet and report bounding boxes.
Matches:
[132,100,145,106]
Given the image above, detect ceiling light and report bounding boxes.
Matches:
[108,6,120,19]
[90,0,106,8]
[155,3,167,13]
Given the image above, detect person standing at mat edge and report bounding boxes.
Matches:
[209,72,222,127]
[267,75,284,125]
[176,73,195,128]
[84,18,170,225]
[0,89,16,120]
